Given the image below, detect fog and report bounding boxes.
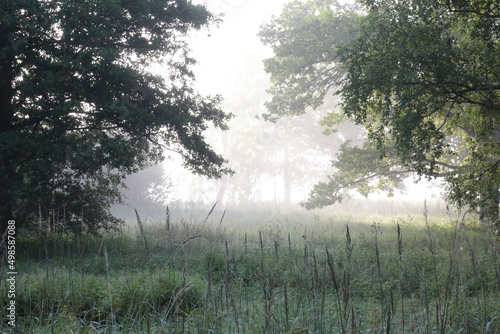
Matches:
[115,0,447,218]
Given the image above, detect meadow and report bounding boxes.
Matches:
[1,202,500,333]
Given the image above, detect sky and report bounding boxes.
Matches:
[190,0,353,95]
[189,0,290,96]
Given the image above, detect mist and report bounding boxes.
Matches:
[114,0,448,219]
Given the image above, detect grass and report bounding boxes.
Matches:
[1,205,500,333]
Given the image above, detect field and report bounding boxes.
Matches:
[1,203,500,333]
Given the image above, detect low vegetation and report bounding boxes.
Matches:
[1,205,500,333]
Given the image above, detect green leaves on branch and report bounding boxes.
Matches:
[301,141,406,209]
[259,0,359,121]
[0,0,231,232]
[262,0,500,220]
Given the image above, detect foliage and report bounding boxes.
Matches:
[260,0,500,221]
[259,0,359,120]
[0,0,232,233]
[302,140,406,209]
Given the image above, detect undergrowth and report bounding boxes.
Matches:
[1,207,499,333]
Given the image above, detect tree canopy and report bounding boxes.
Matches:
[0,0,232,234]
[260,0,500,221]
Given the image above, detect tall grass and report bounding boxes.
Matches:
[1,207,499,333]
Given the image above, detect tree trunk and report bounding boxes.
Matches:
[342,187,351,209]
[283,144,291,207]
[216,177,228,204]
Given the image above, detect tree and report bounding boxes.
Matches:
[0,0,232,234]
[261,0,500,222]
[259,0,359,120]
[119,162,177,213]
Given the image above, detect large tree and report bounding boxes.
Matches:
[0,0,232,234]
[261,0,500,221]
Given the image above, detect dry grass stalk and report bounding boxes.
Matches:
[204,201,218,223]
[165,282,194,317]
[134,208,149,255]
[178,235,202,250]
[343,224,353,321]
[326,246,345,333]
[396,222,406,333]
[104,246,114,322]
[284,282,289,327]
[219,208,227,227]
[224,240,240,333]
[165,206,171,232]
[164,235,202,268]
[372,222,386,328]
[312,250,319,289]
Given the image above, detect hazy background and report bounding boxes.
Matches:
[113,0,447,219]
